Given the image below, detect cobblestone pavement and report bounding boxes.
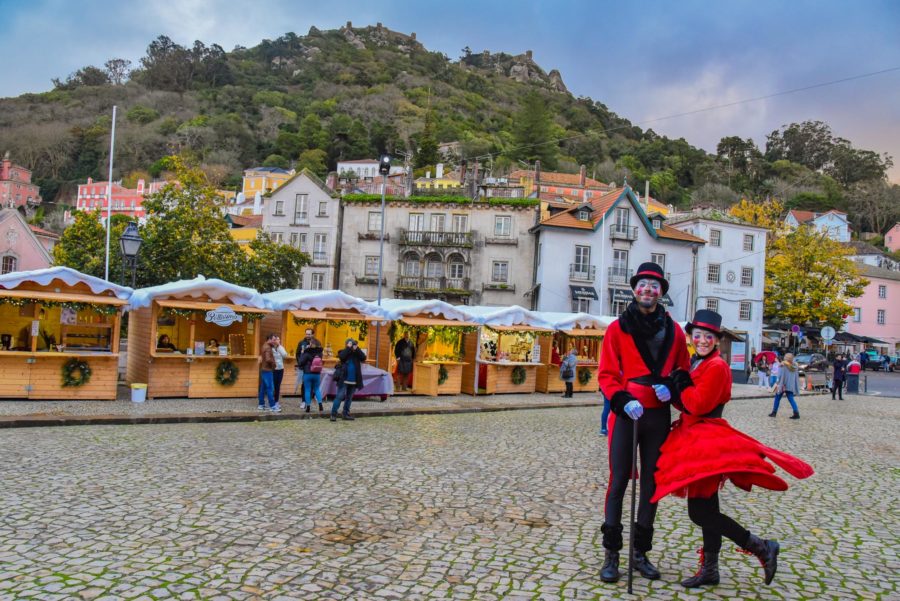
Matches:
[0,396,896,600]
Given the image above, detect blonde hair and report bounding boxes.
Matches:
[784,353,794,362]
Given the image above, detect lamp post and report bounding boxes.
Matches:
[374,155,391,366]
[119,221,142,288]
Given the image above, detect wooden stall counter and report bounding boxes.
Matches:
[413,360,466,397]
[0,352,118,399]
[536,361,599,393]
[479,361,538,394]
[147,353,260,399]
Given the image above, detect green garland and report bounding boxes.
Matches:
[511,365,527,385]
[215,360,240,386]
[577,366,592,386]
[485,326,536,344]
[438,364,449,385]
[292,317,369,340]
[62,358,92,387]
[390,321,478,361]
[0,296,119,316]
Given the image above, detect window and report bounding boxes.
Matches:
[494,215,512,237]
[290,232,299,248]
[292,194,309,224]
[652,217,662,229]
[706,298,719,312]
[743,234,754,252]
[425,255,443,278]
[572,298,591,313]
[853,308,861,323]
[578,209,591,221]
[877,309,885,325]
[430,213,445,232]
[311,272,325,290]
[298,233,307,251]
[611,298,629,316]
[710,229,721,247]
[1,256,16,274]
[739,301,752,321]
[451,214,468,232]
[367,211,382,232]
[313,233,327,262]
[878,285,886,299]
[707,263,721,284]
[448,256,465,280]
[273,199,285,216]
[408,213,425,231]
[650,253,666,273]
[741,267,753,287]
[365,256,380,276]
[615,207,629,227]
[403,252,421,277]
[574,245,591,269]
[317,201,327,217]
[271,232,283,243]
[491,261,509,283]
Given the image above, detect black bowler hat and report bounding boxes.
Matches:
[630,262,669,295]
[686,309,723,337]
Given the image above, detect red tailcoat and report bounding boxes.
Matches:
[652,350,814,501]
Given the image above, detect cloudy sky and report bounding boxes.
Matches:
[2,0,899,180]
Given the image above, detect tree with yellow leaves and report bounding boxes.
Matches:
[729,197,787,242]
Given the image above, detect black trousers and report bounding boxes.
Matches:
[603,405,671,547]
[273,369,284,404]
[686,493,750,553]
[564,381,573,397]
[831,378,844,399]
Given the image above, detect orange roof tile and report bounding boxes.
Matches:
[788,209,815,223]
[229,214,263,228]
[508,169,611,189]
[28,225,60,238]
[657,224,706,243]
[540,189,623,230]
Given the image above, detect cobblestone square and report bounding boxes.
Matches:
[0,395,896,600]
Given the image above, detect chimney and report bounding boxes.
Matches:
[579,164,586,187]
[644,180,650,211]
[436,163,444,179]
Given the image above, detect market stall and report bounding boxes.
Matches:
[261,289,391,399]
[0,267,132,400]
[461,305,552,395]
[379,299,478,397]
[533,312,611,394]
[126,277,271,399]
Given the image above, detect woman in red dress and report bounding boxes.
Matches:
[653,309,813,588]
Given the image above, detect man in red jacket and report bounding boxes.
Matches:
[598,262,690,583]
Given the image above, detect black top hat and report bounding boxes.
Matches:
[630,262,669,295]
[686,309,723,337]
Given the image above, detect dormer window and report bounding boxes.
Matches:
[652,218,662,229]
[577,209,591,221]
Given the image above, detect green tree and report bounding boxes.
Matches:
[262,154,290,169]
[296,149,328,176]
[238,232,310,292]
[510,91,558,169]
[298,114,328,151]
[414,111,439,169]
[52,211,131,283]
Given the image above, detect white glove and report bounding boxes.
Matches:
[652,384,672,402]
[624,400,644,420]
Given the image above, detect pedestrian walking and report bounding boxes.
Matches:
[768,357,780,388]
[756,358,769,387]
[831,354,846,400]
[654,309,813,589]
[560,348,577,398]
[330,338,366,422]
[769,353,800,419]
[271,335,288,407]
[258,333,280,412]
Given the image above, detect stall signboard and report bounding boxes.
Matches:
[730,341,746,370]
[205,306,243,327]
[609,288,632,303]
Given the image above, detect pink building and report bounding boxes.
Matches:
[845,263,900,353]
[75,177,167,220]
[885,223,900,253]
[0,152,42,210]
[0,209,52,274]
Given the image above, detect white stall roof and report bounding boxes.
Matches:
[461,305,553,328]
[128,276,267,310]
[535,312,615,331]
[0,266,133,299]
[263,289,381,315]
[378,299,474,323]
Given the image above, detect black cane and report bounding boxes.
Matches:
[628,417,638,595]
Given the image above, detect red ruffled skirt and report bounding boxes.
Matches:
[651,417,814,502]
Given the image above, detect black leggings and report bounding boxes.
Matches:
[565,381,573,397]
[604,406,671,540]
[686,493,750,553]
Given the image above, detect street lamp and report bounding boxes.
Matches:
[374,155,391,365]
[119,221,142,287]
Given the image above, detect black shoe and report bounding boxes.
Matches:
[600,550,620,583]
[742,534,779,585]
[681,549,719,588]
[790,412,800,420]
[342,414,355,421]
[329,414,337,422]
[633,550,661,580]
[318,403,323,412]
[768,411,777,417]
[305,405,310,413]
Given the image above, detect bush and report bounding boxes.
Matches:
[126,105,160,124]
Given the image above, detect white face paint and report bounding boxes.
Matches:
[691,329,718,357]
[633,278,661,308]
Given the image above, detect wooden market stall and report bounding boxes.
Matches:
[379,299,478,397]
[261,289,389,397]
[460,305,552,396]
[0,267,132,400]
[126,277,271,399]
[533,312,611,394]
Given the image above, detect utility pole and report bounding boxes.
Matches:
[103,105,118,282]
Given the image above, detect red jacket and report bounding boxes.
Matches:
[678,350,731,421]
[598,315,690,410]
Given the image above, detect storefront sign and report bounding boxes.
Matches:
[570,285,599,300]
[205,306,243,327]
[608,288,633,303]
[730,341,746,370]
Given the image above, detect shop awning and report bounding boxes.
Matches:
[0,288,127,305]
[570,285,599,300]
[486,325,553,334]
[401,316,478,327]
[560,328,605,337]
[609,288,633,303]
[659,294,673,307]
[156,299,272,313]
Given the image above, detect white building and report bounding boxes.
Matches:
[784,209,851,242]
[846,241,900,271]
[336,159,405,180]
[531,187,706,321]
[261,170,341,290]
[668,212,768,354]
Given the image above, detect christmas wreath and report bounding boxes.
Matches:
[511,365,527,385]
[215,360,240,386]
[438,364,449,385]
[62,358,92,387]
[577,366,592,386]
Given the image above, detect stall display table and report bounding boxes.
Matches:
[478,361,539,394]
[413,361,466,396]
[316,363,394,400]
[0,350,119,399]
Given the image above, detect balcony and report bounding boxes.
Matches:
[355,275,386,286]
[399,229,474,247]
[608,266,633,284]
[569,264,596,282]
[394,276,472,294]
[609,223,638,241]
[358,232,390,242]
[483,282,516,293]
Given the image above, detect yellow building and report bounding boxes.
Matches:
[241,167,294,198]
[225,214,262,254]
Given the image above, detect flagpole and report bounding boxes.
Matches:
[103,105,118,282]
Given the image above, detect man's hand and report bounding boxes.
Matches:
[624,400,644,420]
[652,384,672,402]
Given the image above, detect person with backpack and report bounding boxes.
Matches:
[394,331,415,391]
[297,339,325,413]
[560,348,577,398]
[331,338,366,422]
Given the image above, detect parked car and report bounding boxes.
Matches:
[794,353,827,373]
[867,353,895,372]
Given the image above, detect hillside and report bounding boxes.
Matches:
[0,23,895,235]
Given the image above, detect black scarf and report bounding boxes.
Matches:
[619,301,675,377]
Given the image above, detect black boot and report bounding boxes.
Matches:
[600,523,623,583]
[742,533,779,585]
[790,412,800,420]
[681,549,719,588]
[768,411,777,417]
[633,524,661,580]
